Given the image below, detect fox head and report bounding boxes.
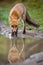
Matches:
[10,19,19,32]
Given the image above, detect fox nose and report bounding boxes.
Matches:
[14,30,16,33]
[13,28,16,32]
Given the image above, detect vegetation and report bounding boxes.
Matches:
[0,0,43,30]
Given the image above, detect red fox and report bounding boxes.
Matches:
[9,3,40,36]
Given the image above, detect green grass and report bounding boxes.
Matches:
[0,1,43,30]
[0,3,12,24]
[28,1,43,30]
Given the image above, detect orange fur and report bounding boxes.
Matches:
[8,46,25,63]
[9,3,26,31]
[8,47,21,63]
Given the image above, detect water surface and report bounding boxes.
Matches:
[0,35,43,64]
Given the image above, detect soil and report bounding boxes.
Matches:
[0,20,43,39]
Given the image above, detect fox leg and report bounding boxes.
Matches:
[15,28,18,37]
[11,30,14,37]
[22,14,26,34]
[23,21,26,34]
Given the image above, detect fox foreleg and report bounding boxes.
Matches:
[15,28,18,37]
[11,30,14,37]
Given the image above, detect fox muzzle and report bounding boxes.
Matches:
[11,27,18,37]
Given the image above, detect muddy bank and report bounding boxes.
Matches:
[0,20,43,38]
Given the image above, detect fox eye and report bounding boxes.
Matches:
[11,25,14,28]
[11,25,17,28]
[15,25,17,27]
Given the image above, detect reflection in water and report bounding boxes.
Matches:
[8,38,25,63]
[0,35,43,64]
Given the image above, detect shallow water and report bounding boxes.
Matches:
[0,35,43,64]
